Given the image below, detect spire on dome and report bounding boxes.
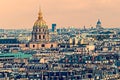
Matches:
[34,6,46,27]
[38,6,43,20]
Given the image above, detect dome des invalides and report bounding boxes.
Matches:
[29,8,58,50]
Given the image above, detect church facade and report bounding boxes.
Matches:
[29,9,57,49]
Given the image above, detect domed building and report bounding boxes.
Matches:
[29,9,57,49]
[96,19,103,30]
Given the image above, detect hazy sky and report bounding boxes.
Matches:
[0,0,120,29]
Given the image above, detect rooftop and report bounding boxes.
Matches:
[0,52,32,59]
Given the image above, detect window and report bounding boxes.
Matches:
[35,35,37,40]
[43,35,45,39]
[51,44,53,48]
[41,44,45,47]
[39,29,41,32]
[39,35,41,39]
[33,45,35,48]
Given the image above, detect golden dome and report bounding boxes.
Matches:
[33,9,47,27]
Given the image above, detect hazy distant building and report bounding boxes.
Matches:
[96,19,103,30]
[0,29,4,33]
[52,24,56,32]
[29,9,57,49]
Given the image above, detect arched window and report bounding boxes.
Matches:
[39,29,41,32]
[33,45,35,48]
[51,44,53,48]
[43,35,45,39]
[41,44,45,47]
[39,35,41,39]
[35,35,37,40]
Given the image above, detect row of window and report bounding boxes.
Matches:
[34,29,46,32]
[33,44,53,48]
[35,35,46,40]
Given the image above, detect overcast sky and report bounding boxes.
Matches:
[0,0,120,29]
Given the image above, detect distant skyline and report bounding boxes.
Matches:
[0,0,120,29]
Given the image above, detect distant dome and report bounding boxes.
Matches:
[97,19,101,24]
